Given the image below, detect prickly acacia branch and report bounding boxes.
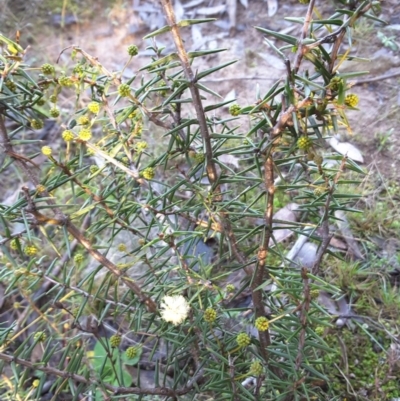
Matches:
[160,0,220,195]
[252,156,274,361]
[0,351,196,397]
[0,111,157,313]
[160,0,248,272]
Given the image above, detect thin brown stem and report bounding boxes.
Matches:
[251,156,274,361]
[160,0,219,196]
[293,0,316,73]
[0,351,180,397]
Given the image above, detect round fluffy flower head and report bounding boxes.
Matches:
[142,167,155,180]
[313,187,325,197]
[50,95,57,103]
[135,141,148,152]
[78,115,90,126]
[226,284,235,293]
[88,101,100,114]
[73,64,84,75]
[50,108,60,118]
[59,76,73,87]
[310,289,320,300]
[36,184,46,193]
[236,332,251,348]
[34,331,47,342]
[203,307,217,323]
[297,136,312,151]
[62,130,75,142]
[41,146,52,156]
[10,238,19,250]
[160,295,190,326]
[31,119,44,130]
[32,379,40,388]
[78,128,92,141]
[110,334,122,348]
[41,63,55,75]
[89,165,99,174]
[229,103,241,116]
[126,346,138,359]
[24,245,38,257]
[345,93,359,108]
[118,83,131,97]
[328,76,343,92]
[255,316,269,332]
[36,98,45,106]
[5,80,16,92]
[194,153,205,164]
[74,253,84,264]
[249,360,263,376]
[127,44,139,57]
[118,243,127,252]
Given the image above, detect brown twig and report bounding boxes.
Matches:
[0,351,186,397]
[251,156,274,362]
[312,156,347,276]
[293,0,316,74]
[354,70,400,85]
[160,0,220,196]
[295,267,311,370]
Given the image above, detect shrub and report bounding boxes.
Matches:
[0,1,387,400]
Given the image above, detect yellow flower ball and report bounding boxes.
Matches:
[74,253,84,264]
[236,332,251,348]
[344,93,359,108]
[110,334,122,348]
[78,116,90,126]
[78,128,92,141]
[41,146,52,156]
[249,360,263,376]
[31,119,44,130]
[126,346,138,359]
[87,102,100,114]
[118,243,127,252]
[135,141,148,152]
[118,83,131,97]
[50,108,60,118]
[41,63,55,75]
[62,130,75,141]
[24,245,38,257]
[255,316,269,332]
[203,308,217,323]
[34,331,47,342]
[297,136,312,151]
[59,76,73,87]
[32,379,41,388]
[142,167,155,180]
[36,184,46,193]
[229,103,241,116]
[226,284,235,293]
